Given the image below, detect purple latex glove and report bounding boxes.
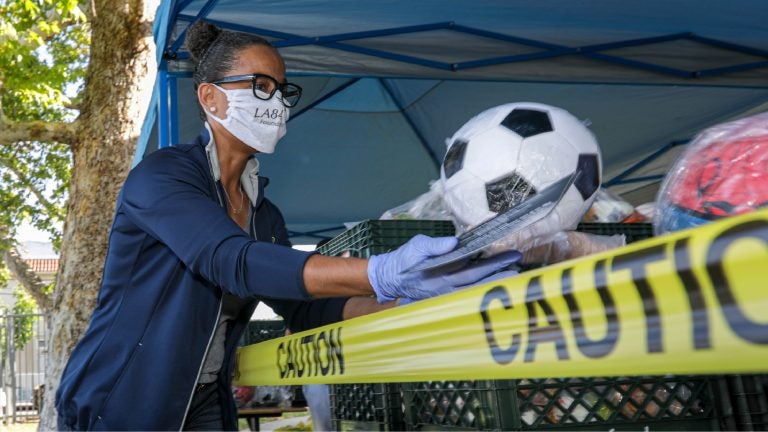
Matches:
[367,234,522,303]
[398,269,521,306]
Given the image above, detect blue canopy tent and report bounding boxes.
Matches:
[139,0,768,244]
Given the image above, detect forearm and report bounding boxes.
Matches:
[342,296,397,320]
[302,254,372,298]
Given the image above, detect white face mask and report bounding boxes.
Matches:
[207,84,288,154]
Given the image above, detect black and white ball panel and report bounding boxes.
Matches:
[575,154,600,200]
[500,109,553,138]
[442,139,468,180]
[485,172,536,213]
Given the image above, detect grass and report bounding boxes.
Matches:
[2,419,39,432]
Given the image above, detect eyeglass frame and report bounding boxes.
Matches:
[210,73,302,107]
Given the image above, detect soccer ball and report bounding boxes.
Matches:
[655,111,768,235]
[439,102,602,244]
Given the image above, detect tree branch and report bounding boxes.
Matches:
[0,14,81,47]
[0,228,52,312]
[0,120,75,146]
[63,101,81,111]
[3,249,53,312]
[39,18,80,44]
[1,161,63,218]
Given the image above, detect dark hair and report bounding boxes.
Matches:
[186,21,275,90]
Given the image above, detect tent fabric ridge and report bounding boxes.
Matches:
[380,79,442,168]
[164,17,767,80]
[391,80,445,111]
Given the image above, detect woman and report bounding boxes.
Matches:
[55,21,519,431]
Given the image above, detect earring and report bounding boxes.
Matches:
[209,106,217,113]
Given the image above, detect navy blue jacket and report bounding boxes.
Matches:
[55,129,348,431]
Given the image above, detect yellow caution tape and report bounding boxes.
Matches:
[235,208,768,386]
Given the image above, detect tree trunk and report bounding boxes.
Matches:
[39,0,158,429]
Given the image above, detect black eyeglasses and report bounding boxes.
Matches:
[211,73,302,107]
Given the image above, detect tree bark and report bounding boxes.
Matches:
[0,120,75,146]
[39,0,158,429]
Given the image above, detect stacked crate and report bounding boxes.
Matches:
[317,220,746,431]
[318,220,456,431]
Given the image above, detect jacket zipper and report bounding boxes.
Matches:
[179,299,223,430]
[251,204,258,240]
[180,151,228,430]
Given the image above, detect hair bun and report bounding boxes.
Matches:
[185,21,222,63]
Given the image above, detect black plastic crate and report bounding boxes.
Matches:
[718,374,768,431]
[576,222,654,244]
[320,220,452,431]
[241,319,287,345]
[330,383,405,431]
[320,220,662,432]
[403,380,514,430]
[317,219,456,258]
[403,376,723,431]
[236,320,308,409]
[318,220,653,260]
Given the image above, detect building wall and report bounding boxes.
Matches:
[1,243,56,417]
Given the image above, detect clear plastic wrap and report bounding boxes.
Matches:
[381,102,618,264]
[514,231,626,265]
[581,188,639,223]
[380,179,616,263]
[634,202,656,222]
[438,103,602,257]
[379,180,454,221]
[233,385,294,408]
[380,182,625,264]
[655,111,768,235]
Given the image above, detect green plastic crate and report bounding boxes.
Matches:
[317,219,456,258]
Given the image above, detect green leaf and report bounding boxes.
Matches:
[1,0,84,247]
